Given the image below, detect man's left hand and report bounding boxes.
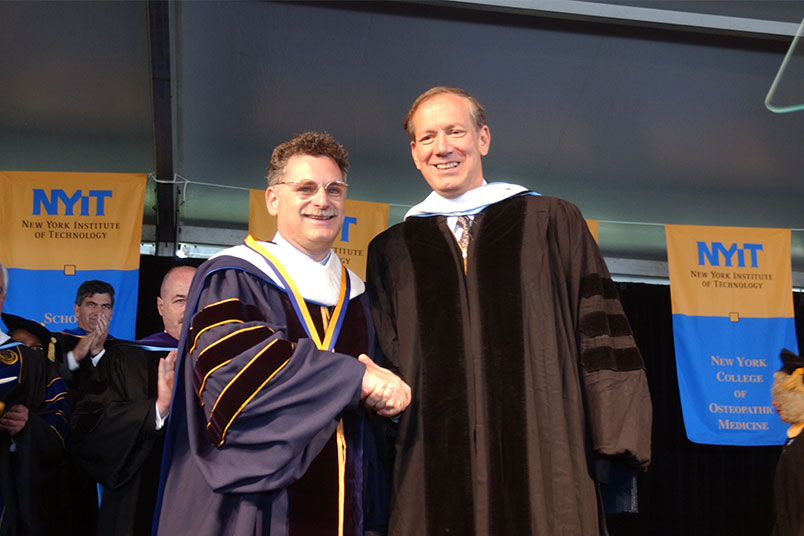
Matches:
[358,354,411,417]
[0,404,29,436]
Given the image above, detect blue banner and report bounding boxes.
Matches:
[666,224,798,446]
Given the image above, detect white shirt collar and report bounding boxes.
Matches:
[405,181,534,219]
[212,233,365,306]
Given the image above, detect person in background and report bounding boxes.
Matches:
[135,265,196,347]
[770,348,804,536]
[57,279,116,395]
[366,86,652,535]
[0,262,70,535]
[1,311,59,360]
[70,266,192,535]
[54,279,117,536]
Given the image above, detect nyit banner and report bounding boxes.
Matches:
[248,189,389,279]
[0,171,146,339]
[666,224,798,445]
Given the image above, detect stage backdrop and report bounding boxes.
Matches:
[0,171,145,339]
[666,224,798,446]
[248,189,389,279]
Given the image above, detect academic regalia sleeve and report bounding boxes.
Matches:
[71,344,161,489]
[12,348,70,462]
[184,266,366,494]
[554,199,652,470]
[3,348,70,534]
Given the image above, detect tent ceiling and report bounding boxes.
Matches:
[2,1,803,270]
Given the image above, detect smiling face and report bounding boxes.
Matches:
[265,154,346,261]
[409,92,491,199]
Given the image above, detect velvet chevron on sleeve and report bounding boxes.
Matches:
[0,344,69,536]
[154,252,371,536]
[366,194,652,536]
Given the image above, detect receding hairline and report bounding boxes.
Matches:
[160,265,197,298]
[403,86,487,140]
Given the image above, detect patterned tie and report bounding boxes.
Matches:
[457,215,472,256]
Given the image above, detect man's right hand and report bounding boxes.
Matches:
[156,350,177,419]
[358,354,411,418]
[89,314,109,356]
[71,330,98,362]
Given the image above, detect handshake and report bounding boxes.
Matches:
[358,354,411,418]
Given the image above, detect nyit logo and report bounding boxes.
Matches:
[697,241,763,268]
[32,189,113,216]
[341,216,357,242]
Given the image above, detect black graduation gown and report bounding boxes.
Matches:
[0,342,69,536]
[71,343,169,536]
[366,194,652,535]
[773,432,804,535]
[52,330,121,536]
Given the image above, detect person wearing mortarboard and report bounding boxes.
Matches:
[1,312,61,362]
[0,262,70,535]
[771,348,804,536]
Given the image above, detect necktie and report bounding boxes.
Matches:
[457,215,472,256]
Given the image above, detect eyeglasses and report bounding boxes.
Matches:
[275,180,348,200]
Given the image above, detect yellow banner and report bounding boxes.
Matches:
[0,171,146,271]
[248,189,389,279]
[585,219,599,243]
[665,224,793,318]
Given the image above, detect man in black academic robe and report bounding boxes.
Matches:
[55,279,117,404]
[0,264,70,536]
[70,265,195,536]
[71,343,174,536]
[366,87,652,535]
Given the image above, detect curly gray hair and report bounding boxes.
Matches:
[772,369,804,424]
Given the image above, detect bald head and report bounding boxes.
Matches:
[157,266,196,339]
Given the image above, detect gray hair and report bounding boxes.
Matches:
[772,370,804,424]
[266,131,349,187]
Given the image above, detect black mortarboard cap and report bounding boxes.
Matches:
[779,348,804,375]
[1,312,52,348]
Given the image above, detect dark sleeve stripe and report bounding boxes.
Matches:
[582,346,644,372]
[193,325,277,402]
[189,320,244,356]
[205,338,295,447]
[579,273,619,300]
[580,311,633,338]
[188,298,265,355]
